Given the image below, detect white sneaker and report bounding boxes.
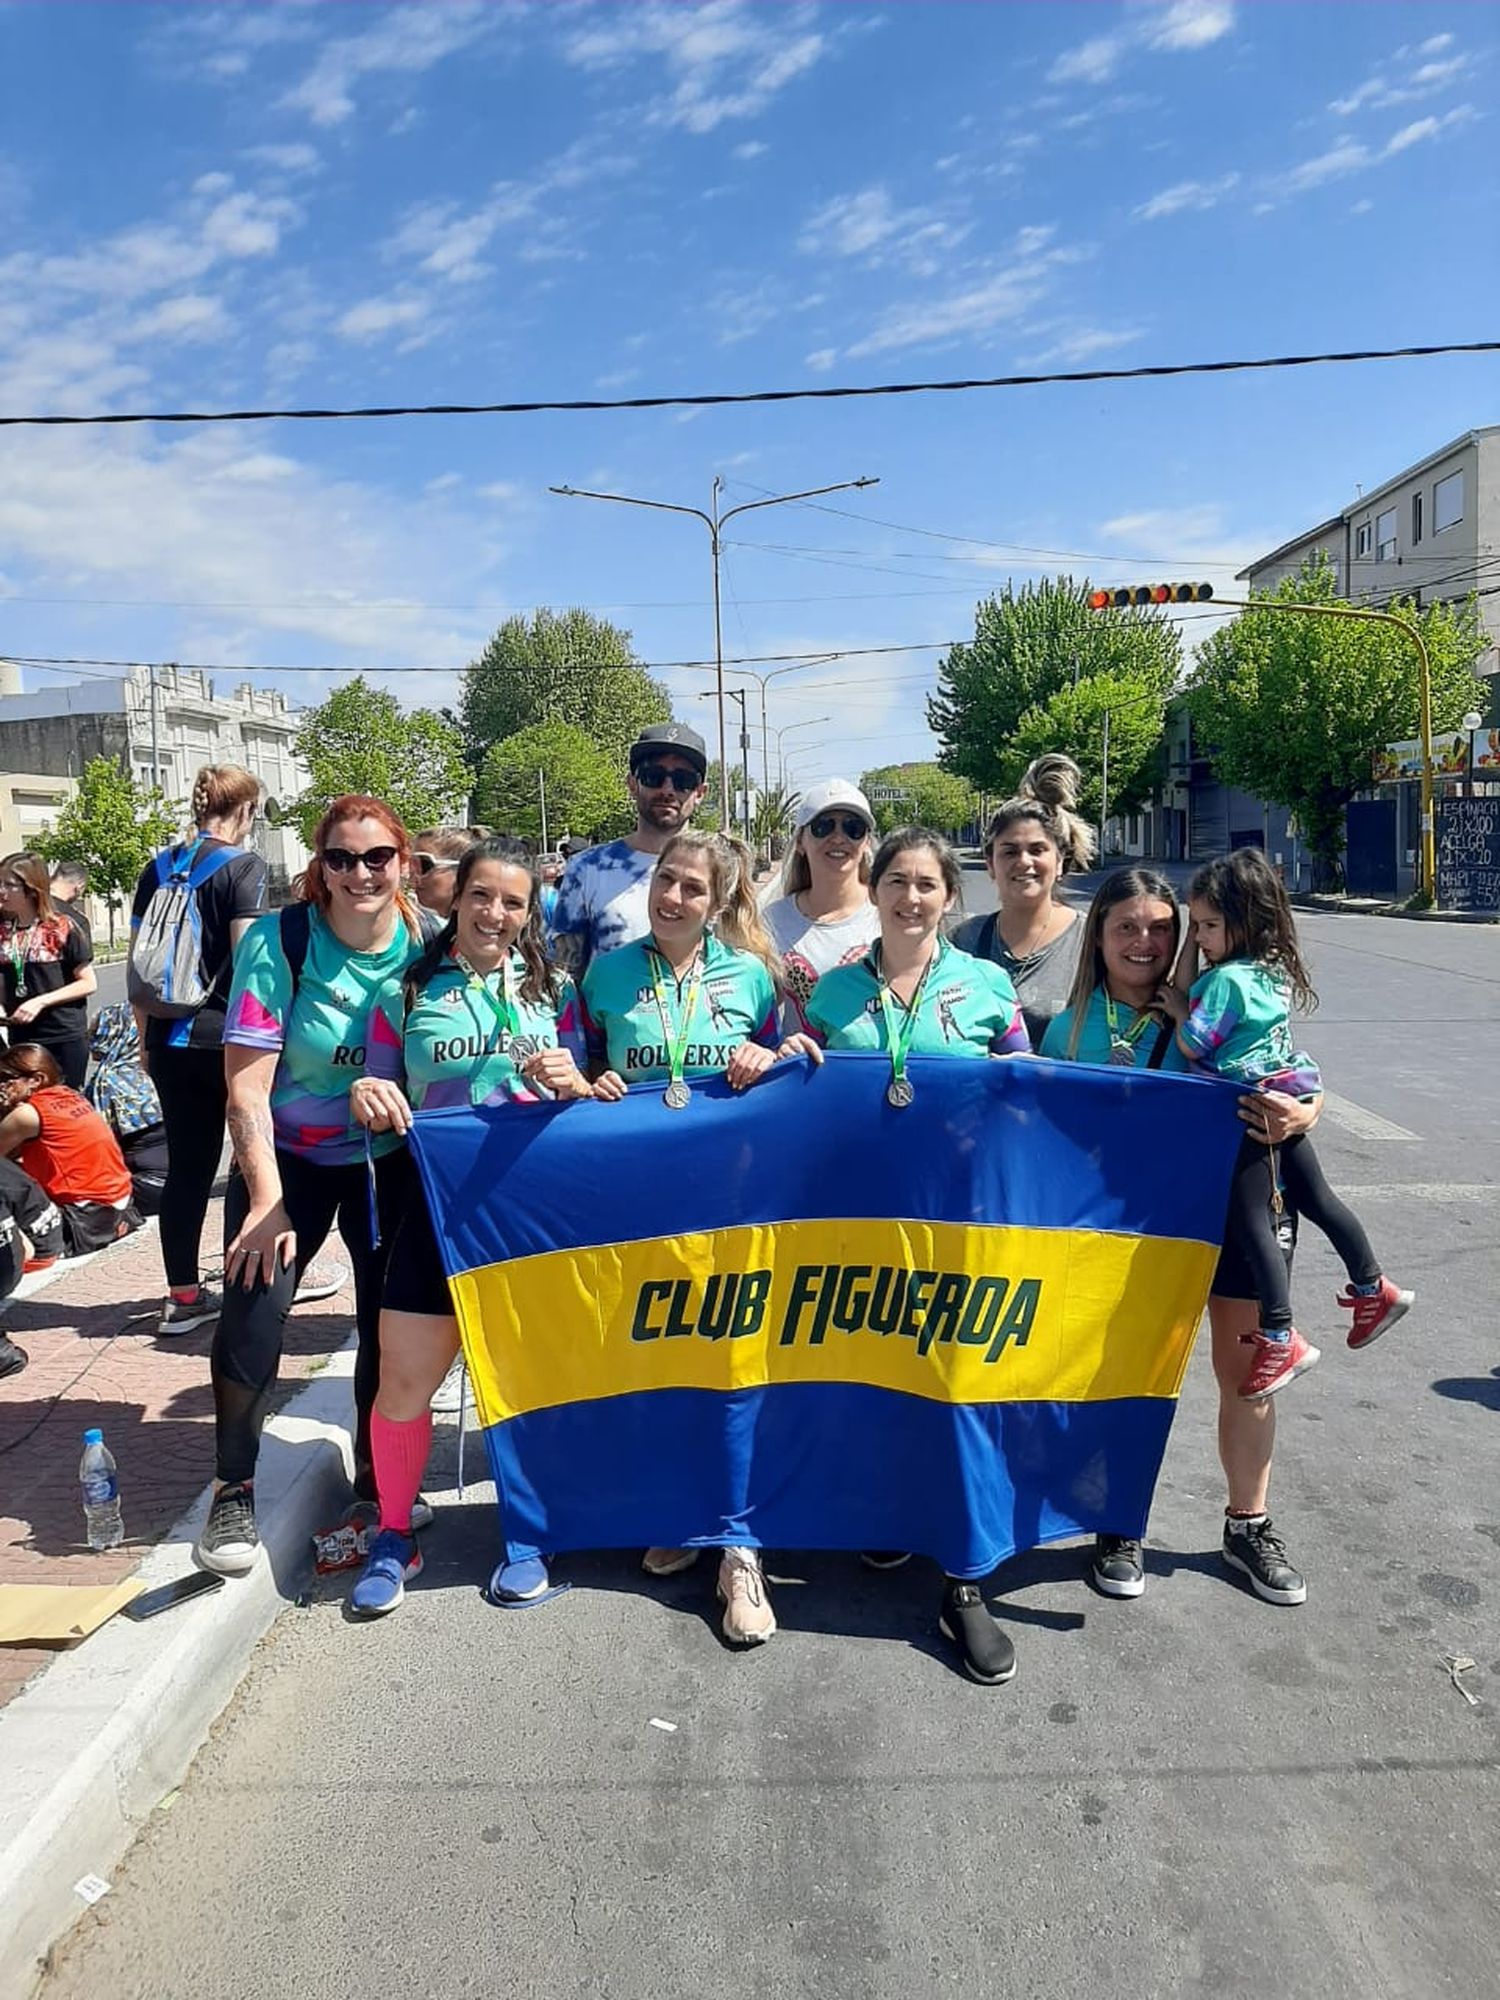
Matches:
[717,1548,776,1646]
[431,1355,468,1416]
[294,1259,350,1306]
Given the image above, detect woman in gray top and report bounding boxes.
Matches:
[952,754,1096,1044]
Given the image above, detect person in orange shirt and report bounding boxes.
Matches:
[0,1043,141,1256]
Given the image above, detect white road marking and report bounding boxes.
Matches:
[1332,1184,1494,1203]
[1318,1090,1422,1143]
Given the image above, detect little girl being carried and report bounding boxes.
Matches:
[1158,848,1413,1402]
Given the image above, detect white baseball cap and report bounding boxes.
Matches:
[795,778,874,831]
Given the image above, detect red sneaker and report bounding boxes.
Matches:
[1239,1329,1320,1401]
[1339,1277,1413,1351]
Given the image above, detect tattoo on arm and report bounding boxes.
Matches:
[227,1101,277,1183]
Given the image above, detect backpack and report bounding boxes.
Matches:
[127,839,241,1019]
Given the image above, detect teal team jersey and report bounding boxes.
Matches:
[223,906,423,1163]
[805,937,1029,1057]
[366,950,585,1111]
[580,933,779,1084]
[1040,986,1187,1070]
[1180,960,1321,1096]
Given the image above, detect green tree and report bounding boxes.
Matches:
[293,677,470,845]
[474,723,628,845]
[860,762,977,836]
[751,783,799,857]
[1188,556,1490,886]
[1006,666,1171,826]
[40,756,176,944]
[460,608,672,772]
[927,576,1180,796]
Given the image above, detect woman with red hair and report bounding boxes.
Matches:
[199,797,429,1575]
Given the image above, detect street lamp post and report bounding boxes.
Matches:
[1462,708,1484,798]
[722,657,839,799]
[550,477,878,825]
[694,688,756,841]
[773,716,831,790]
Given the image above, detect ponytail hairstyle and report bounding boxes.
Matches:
[1189,849,1316,1013]
[657,830,781,984]
[984,752,1097,884]
[405,837,560,1010]
[297,795,422,940]
[1060,866,1182,1060]
[0,1040,63,1115]
[191,764,260,830]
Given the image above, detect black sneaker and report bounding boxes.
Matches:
[1222,1514,1306,1606]
[1091,1535,1145,1598]
[157,1287,222,1337]
[197,1482,259,1575]
[938,1579,1017,1685]
[0,1334,29,1380]
[859,1550,912,1570]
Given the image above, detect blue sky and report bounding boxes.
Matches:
[1,0,1495,794]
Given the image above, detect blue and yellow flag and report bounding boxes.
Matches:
[409,1053,1243,1577]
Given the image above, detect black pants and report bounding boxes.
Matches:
[149,1045,227,1289]
[211,1145,412,1494]
[26,1033,88,1089]
[0,1156,62,1300]
[1224,1131,1378,1330]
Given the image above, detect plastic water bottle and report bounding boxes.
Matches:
[79,1428,123,1550]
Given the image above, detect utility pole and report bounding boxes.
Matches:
[721,656,839,799]
[726,688,753,841]
[537,767,549,853]
[148,662,159,788]
[773,716,832,790]
[551,476,878,825]
[1099,707,1111,859]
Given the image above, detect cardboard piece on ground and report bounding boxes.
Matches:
[0,1580,144,1644]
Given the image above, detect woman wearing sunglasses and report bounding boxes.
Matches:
[581,829,787,1645]
[198,796,429,1575]
[409,827,484,921]
[763,780,880,1035]
[345,838,595,1617]
[801,827,1030,1688]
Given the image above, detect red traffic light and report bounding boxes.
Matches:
[1088,582,1215,610]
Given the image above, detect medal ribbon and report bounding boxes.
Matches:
[875,943,937,1095]
[453,951,520,1056]
[1103,990,1155,1053]
[648,947,704,1092]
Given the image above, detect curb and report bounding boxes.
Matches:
[0,1338,360,2000]
[1291,893,1498,925]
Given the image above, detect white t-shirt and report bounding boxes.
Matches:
[764,892,881,1034]
[548,839,657,980]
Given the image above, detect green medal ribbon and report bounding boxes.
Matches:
[1103,990,1155,1064]
[453,951,520,1055]
[874,943,937,1100]
[648,946,705,1092]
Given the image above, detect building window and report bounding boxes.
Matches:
[1376,508,1397,562]
[1411,491,1423,543]
[1433,470,1463,533]
[1354,520,1372,558]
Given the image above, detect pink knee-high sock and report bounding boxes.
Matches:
[371,1409,432,1534]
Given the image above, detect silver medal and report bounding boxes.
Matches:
[663,1078,692,1110]
[1108,1039,1137,1068]
[886,1076,915,1108]
[506,1034,539,1066]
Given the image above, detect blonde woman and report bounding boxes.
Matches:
[762,779,879,1034]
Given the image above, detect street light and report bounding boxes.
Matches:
[550,476,878,825]
[773,716,831,789]
[1463,708,1484,798]
[722,656,840,799]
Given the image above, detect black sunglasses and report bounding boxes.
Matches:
[807,813,871,841]
[322,845,399,874]
[635,764,700,793]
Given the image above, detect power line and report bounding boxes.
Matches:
[3,341,1498,430]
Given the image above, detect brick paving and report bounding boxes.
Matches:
[0,1196,356,1711]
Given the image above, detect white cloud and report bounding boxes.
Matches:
[1134,171,1240,221]
[1050,2,1233,84]
[732,140,768,161]
[128,294,229,343]
[805,347,838,371]
[1329,40,1472,114]
[201,191,297,259]
[1027,325,1144,365]
[1272,106,1472,195]
[279,3,495,126]
[242,142,321,176]
[336,294,429,342]
[383,139,632,286]
[1419,33,1454,56]
[797,186,969,271]
[561,1,831,133]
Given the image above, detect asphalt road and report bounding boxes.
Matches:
[43,903,1500,2000]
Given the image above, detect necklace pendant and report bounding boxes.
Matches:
[663,1079,692,1110]
[1108,1038,1137,1068]
[886,1076,915,1109]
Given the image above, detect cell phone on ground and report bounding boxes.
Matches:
[122,1571,226,1621]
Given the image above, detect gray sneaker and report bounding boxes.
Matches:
[430,1354,468,1416]
[295,1259,350,1306]
[197,1483,259,1576]
[1091,1535,1145,1598]
[1222,1514,1307,1605]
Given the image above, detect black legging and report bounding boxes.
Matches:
[26,1033,88,1090]
[211,1145,412,1495]
[149,1044,228,1290]
[1224,1131,1378,1331]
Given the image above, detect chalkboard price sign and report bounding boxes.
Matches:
[1436,798,1500,912]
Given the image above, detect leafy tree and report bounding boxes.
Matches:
[1188,556,1490,886]
[860,762,977,836]
[474,723,629,845]
[460,609,672,772]
[39,756,176,944]
[1006,666,1171,825]
[293,677,470,845]
[927,577,1180,796]
[751,784,800,856]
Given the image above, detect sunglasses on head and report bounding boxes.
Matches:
[411,853,458,876]
[635,764,700,793]
[321,844,399,874]
[807,813,870,841]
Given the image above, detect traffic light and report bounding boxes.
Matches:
[1088,583,1214,609]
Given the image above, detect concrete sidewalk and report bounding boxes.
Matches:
[0,1206,366,1998]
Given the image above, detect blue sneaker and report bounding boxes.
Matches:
[350,1529,422,1618]
[487,1553,561,1608]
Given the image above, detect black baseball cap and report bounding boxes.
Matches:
[629,723,708,777]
